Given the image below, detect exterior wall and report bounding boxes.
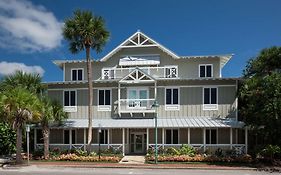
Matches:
[111,128,122,144]
[218,128,230,144]
[48,83,237,120]
[180,128,189,144]
[149,128,162,144]
[49,129,63,144]
[190,128,203,144]
[63,47,222,81]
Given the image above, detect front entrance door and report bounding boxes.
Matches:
[130,133,146,154]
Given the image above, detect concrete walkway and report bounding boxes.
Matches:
[119,156,145,164]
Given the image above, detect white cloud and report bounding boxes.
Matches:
[0,61,45,76]
[0,0,62,52]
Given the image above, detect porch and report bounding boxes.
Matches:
[35,125,247,156]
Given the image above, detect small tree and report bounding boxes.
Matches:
[38,97,67,159]
[0,122,16,155]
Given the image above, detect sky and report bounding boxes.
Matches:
[0,0,280,82]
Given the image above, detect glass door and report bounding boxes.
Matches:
[134,134,144,153]
[127,88,148,109]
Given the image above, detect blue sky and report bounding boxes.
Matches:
[0,0,280,82]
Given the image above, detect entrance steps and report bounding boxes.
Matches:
[119,156,145,164]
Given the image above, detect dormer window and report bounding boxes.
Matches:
[71,68,83,81]
[199,64,212,78]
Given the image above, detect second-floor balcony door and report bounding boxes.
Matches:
[128,88,148,109]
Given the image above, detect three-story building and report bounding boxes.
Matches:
[35,31,247,155]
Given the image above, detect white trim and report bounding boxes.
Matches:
[202,87,218,111]
[199,64,213,78]
[165,87,180,111]
[63,90,77,112]
[71,68,84,81]
[100,31,179,62]
[97,89,112,111]
[47,84,236,91]
[63,63,65,82]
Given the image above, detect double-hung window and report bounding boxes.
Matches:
[99,129,108,144]
[205,129,217,144]
[203,87,218,110]
[71,68,83,81]
[165,129,179,144]
[63,90,77,112]
[199,64,212,78]
[165,88,179,110]
[98,89,111,111]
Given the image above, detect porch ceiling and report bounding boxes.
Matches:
[49,117,244,129]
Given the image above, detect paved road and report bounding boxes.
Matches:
[0,166,277,175]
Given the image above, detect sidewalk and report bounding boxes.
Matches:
[29,161,257,170]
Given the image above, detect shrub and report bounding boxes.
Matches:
[0,122,16,155]
[260,145,281,162]
[179,144,196,156]
[166,147,180,155]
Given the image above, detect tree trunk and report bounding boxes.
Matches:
[42,124,49,159]
[86,46,93,153]
[16,126,22,164]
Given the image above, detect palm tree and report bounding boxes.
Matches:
[38,97,67,159]
[63,10,109,153]
[0,71,44,94]
[0,87,40,163]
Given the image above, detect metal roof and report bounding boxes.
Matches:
[50,117,244,129]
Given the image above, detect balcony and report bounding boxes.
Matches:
[118,99,156,115]
[101,66,178,80]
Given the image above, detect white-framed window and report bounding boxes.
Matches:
[165,66,178,78]
[165,129,179,144]
[165,88,179,110]
[102,68,115,79]
[127,88,149,109]
[199,64,213,78]
[98,89,111,111]
[205,129,217,144]
[63,90,77,112]
[203,87,218,110]
[98,129,108,144]
[71,68,83,81]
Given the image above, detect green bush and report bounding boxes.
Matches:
[0,122,16,155]
[166,147,180,155]
[260,145,281,161]
[179,144,196,156]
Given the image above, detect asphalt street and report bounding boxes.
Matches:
[0,166,278,175]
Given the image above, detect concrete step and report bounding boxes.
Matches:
[120,156,145,164]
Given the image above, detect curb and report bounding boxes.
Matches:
[31,163,257,171]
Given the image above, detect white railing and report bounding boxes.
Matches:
[101,66,178,80]
[119,99,156,113]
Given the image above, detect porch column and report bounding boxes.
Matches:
[146,128,149,150]
[107,129,110,149]
[83,128,86,151]
[245,128,248,154]
[230,128,233,149]
[34,128,37,150]
[69,129,72,150]
[154,82,157,99]
[162,128,165,149]
[126,128,129,153]
[188,128,190,145]
[118,84,121,116]
[203,128,206,152]
[122,128,125,156]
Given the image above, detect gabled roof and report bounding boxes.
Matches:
[100,30,179,61]
[119,67,155,84]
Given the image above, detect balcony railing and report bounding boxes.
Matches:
[101,66,178,80]
[119,99,156,113]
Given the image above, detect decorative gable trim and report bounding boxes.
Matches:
[119,68,155,84]
[100,30,179,62]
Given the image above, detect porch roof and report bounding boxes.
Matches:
[51,117,244,129]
